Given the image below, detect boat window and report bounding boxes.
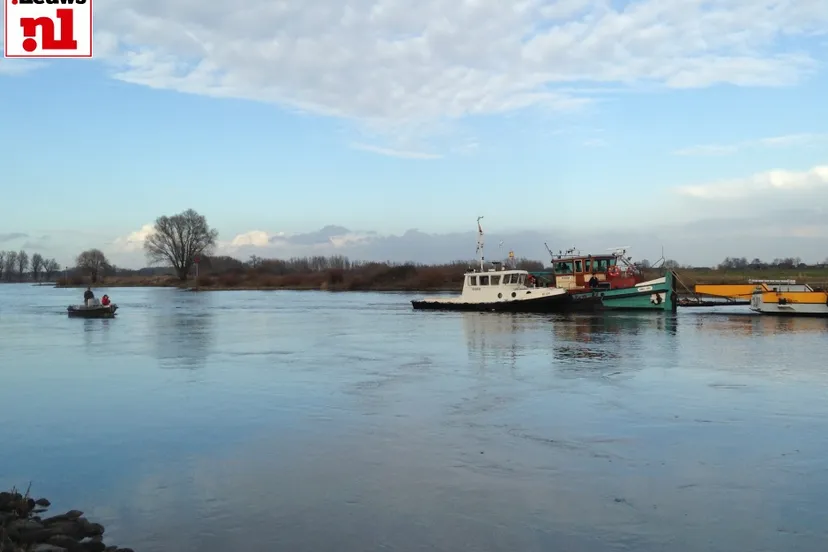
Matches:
[468,276,477,286]
[491,275,501,285]
[594,259,609,272]
[609,257,617,266]
[518,275,525,285]
[479,275,489,285]
[584,260,591,272]
[555,262,573,274]
[575,260,583,273]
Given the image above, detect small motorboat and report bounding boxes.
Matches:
[67,297,118,318]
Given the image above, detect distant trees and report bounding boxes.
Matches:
[76,248,109,283]
[42,258,60,281]
[31,253,44,280]
[143,208,218,281]
[3,251,18,281]
[719,256,806,270]
[16,250,29,279]
[0,249,59,282]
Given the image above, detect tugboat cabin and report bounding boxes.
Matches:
[534,250,639,291]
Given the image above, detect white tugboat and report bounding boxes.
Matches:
[411,218,569,312]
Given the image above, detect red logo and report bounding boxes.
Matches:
[4,0,93,58]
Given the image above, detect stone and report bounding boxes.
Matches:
[49,534,84,551]
[80,539,107,552]
[78,518,105,537]
[32,545,69,552]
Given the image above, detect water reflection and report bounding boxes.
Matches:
[152,292,214,370]
[82,318,112,352]
[684,312,828,336]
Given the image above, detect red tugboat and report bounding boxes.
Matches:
[528,245,677,312]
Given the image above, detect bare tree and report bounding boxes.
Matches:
[144,208,218,281]
[76,249,109,283]
[31,253,44,281]
[0,251,5,281]
[4,251,18,281]
[17,250,29,281]
[43,258,60,281]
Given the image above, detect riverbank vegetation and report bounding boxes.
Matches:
[52,253,828,291]
[14,207,828,291]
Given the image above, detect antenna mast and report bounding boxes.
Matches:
[476,216,485,271]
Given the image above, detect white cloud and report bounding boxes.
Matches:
[350,143,442,159]
[228,230,272,248]
[673,133,828,156]
[89,0,828,145]
[111,223,156,252]
[676,165,828,200]
[0,44,47,75]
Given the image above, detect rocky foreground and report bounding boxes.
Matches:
[0,488,134,552]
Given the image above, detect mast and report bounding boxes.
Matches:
[476,216,484,271]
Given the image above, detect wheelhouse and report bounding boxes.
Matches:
[535,250,638,291]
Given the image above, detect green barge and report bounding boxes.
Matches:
[528,247,677,312]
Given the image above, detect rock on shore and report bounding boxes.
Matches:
[0,489,134,552]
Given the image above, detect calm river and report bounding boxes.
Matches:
[1,283,827,551]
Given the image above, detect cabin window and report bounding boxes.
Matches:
[575,260,583,273]
[585,260,591,272]
[491,275,501,285]
[518,275,525,285]
[594,259,609,272]
[468,276,477,286]
[555,262,574,274]
[479,275,490,285]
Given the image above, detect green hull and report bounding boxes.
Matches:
[530,270,678,312]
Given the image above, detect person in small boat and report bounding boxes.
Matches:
[101,294,111,306]
[588,274,599,289]
[83,287,94,306]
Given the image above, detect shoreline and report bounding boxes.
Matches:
[53,283,460,292]
[0,487,133,552]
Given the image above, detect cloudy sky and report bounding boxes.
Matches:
[1,0,827,269]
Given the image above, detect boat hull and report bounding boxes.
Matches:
[750,291,828,317]
[67,304,118,318]
[531,271,678,313]
[412,292,571,313]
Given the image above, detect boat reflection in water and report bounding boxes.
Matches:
[683,310,828,336]
[461,312,679,376]
[549,314,678,378]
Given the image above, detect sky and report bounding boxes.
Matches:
[1,0,827,269]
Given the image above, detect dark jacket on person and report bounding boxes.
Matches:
[83,289,94,301]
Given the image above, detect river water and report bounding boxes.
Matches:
[1,283,827,551]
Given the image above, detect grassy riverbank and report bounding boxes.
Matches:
[55,263,467,292]
[52,265,828,292]
[673,267,828,288]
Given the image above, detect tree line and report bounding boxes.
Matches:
[58,206,828,284]
[716,256,827,270]
[0,250,61,282]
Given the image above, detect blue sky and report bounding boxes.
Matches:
[1,0,827,267]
